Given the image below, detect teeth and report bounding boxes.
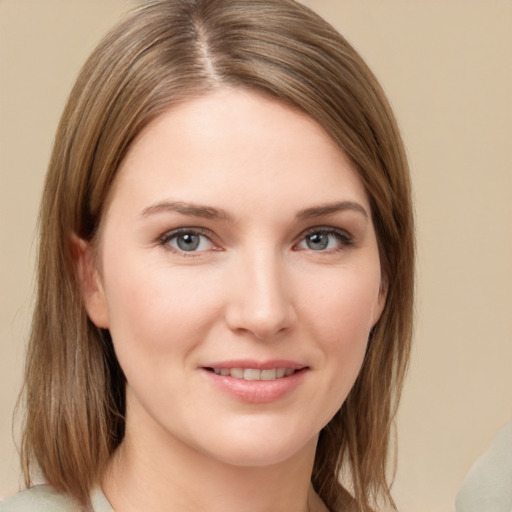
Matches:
[261,369,277,380]
[212,367,297,381]
[243,368,259,380]
[230,368,244,379]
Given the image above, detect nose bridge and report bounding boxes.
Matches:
[226,244,295,339]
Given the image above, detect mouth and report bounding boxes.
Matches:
[201,362,308,403]
[205,367,300,381]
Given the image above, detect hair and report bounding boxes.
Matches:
[20,1,414,510]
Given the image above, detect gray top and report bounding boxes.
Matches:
[0,485,114,512]
[455,420,512,512]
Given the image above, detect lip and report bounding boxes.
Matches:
[200,359,308,403]
[203,359,306,371]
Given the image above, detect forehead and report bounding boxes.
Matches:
[106,88,370,220]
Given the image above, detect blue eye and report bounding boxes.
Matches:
[162,230,215,253]
[297,229,353,252]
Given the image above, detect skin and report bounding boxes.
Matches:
[79,88,386,512]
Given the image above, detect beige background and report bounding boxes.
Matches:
[1,1,511,511]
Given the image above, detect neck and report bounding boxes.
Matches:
[101,399,326,512]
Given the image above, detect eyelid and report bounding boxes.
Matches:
[159,227,220,254]
[294,226,355,251]
[157,225,355,255]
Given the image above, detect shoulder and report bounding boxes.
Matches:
[455,421,512,512]
[1,485,81,512]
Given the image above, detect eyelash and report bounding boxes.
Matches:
[158,226,355,255]
[159,227,219,257]
[294,227,355,253]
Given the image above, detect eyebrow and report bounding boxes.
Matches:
[296,201,368,220]
[140,199,368,222]
[140,201,233,221]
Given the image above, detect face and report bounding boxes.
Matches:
[82,88,385,468]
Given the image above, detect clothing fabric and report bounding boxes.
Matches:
[455,420,512,512]
[0,485,113,512]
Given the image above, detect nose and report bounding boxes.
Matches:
[224,250,296,340]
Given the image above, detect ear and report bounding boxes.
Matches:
[71,235,110,329]
[371,274,388,327]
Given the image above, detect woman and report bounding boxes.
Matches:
[2,0,414,511]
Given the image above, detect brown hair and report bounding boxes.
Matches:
[20,1,414,510]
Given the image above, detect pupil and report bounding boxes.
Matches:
[177,233,200,251]
[307,233,328,250]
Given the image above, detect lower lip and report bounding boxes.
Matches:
[202,369,307,403]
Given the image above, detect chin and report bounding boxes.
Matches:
[193,425,319,469]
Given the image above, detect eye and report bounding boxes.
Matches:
[161,229,216,253]
[296,228,354,252]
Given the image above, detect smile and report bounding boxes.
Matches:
[209,368,297,380]
[202,362,308,402]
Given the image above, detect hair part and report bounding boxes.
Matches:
[20,1,414,510]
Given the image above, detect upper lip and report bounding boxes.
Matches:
[201,359,307,370]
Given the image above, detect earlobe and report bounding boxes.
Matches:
[72,235,110,329]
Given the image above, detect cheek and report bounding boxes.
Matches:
[101,257,222,367]
[299,268,380,396]
[303,267,381,340]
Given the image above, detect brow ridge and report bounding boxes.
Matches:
[296,201,368,220]
[140,199,368,222]
[140,201,232,221]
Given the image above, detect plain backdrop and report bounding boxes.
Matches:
[1,1,511,511]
